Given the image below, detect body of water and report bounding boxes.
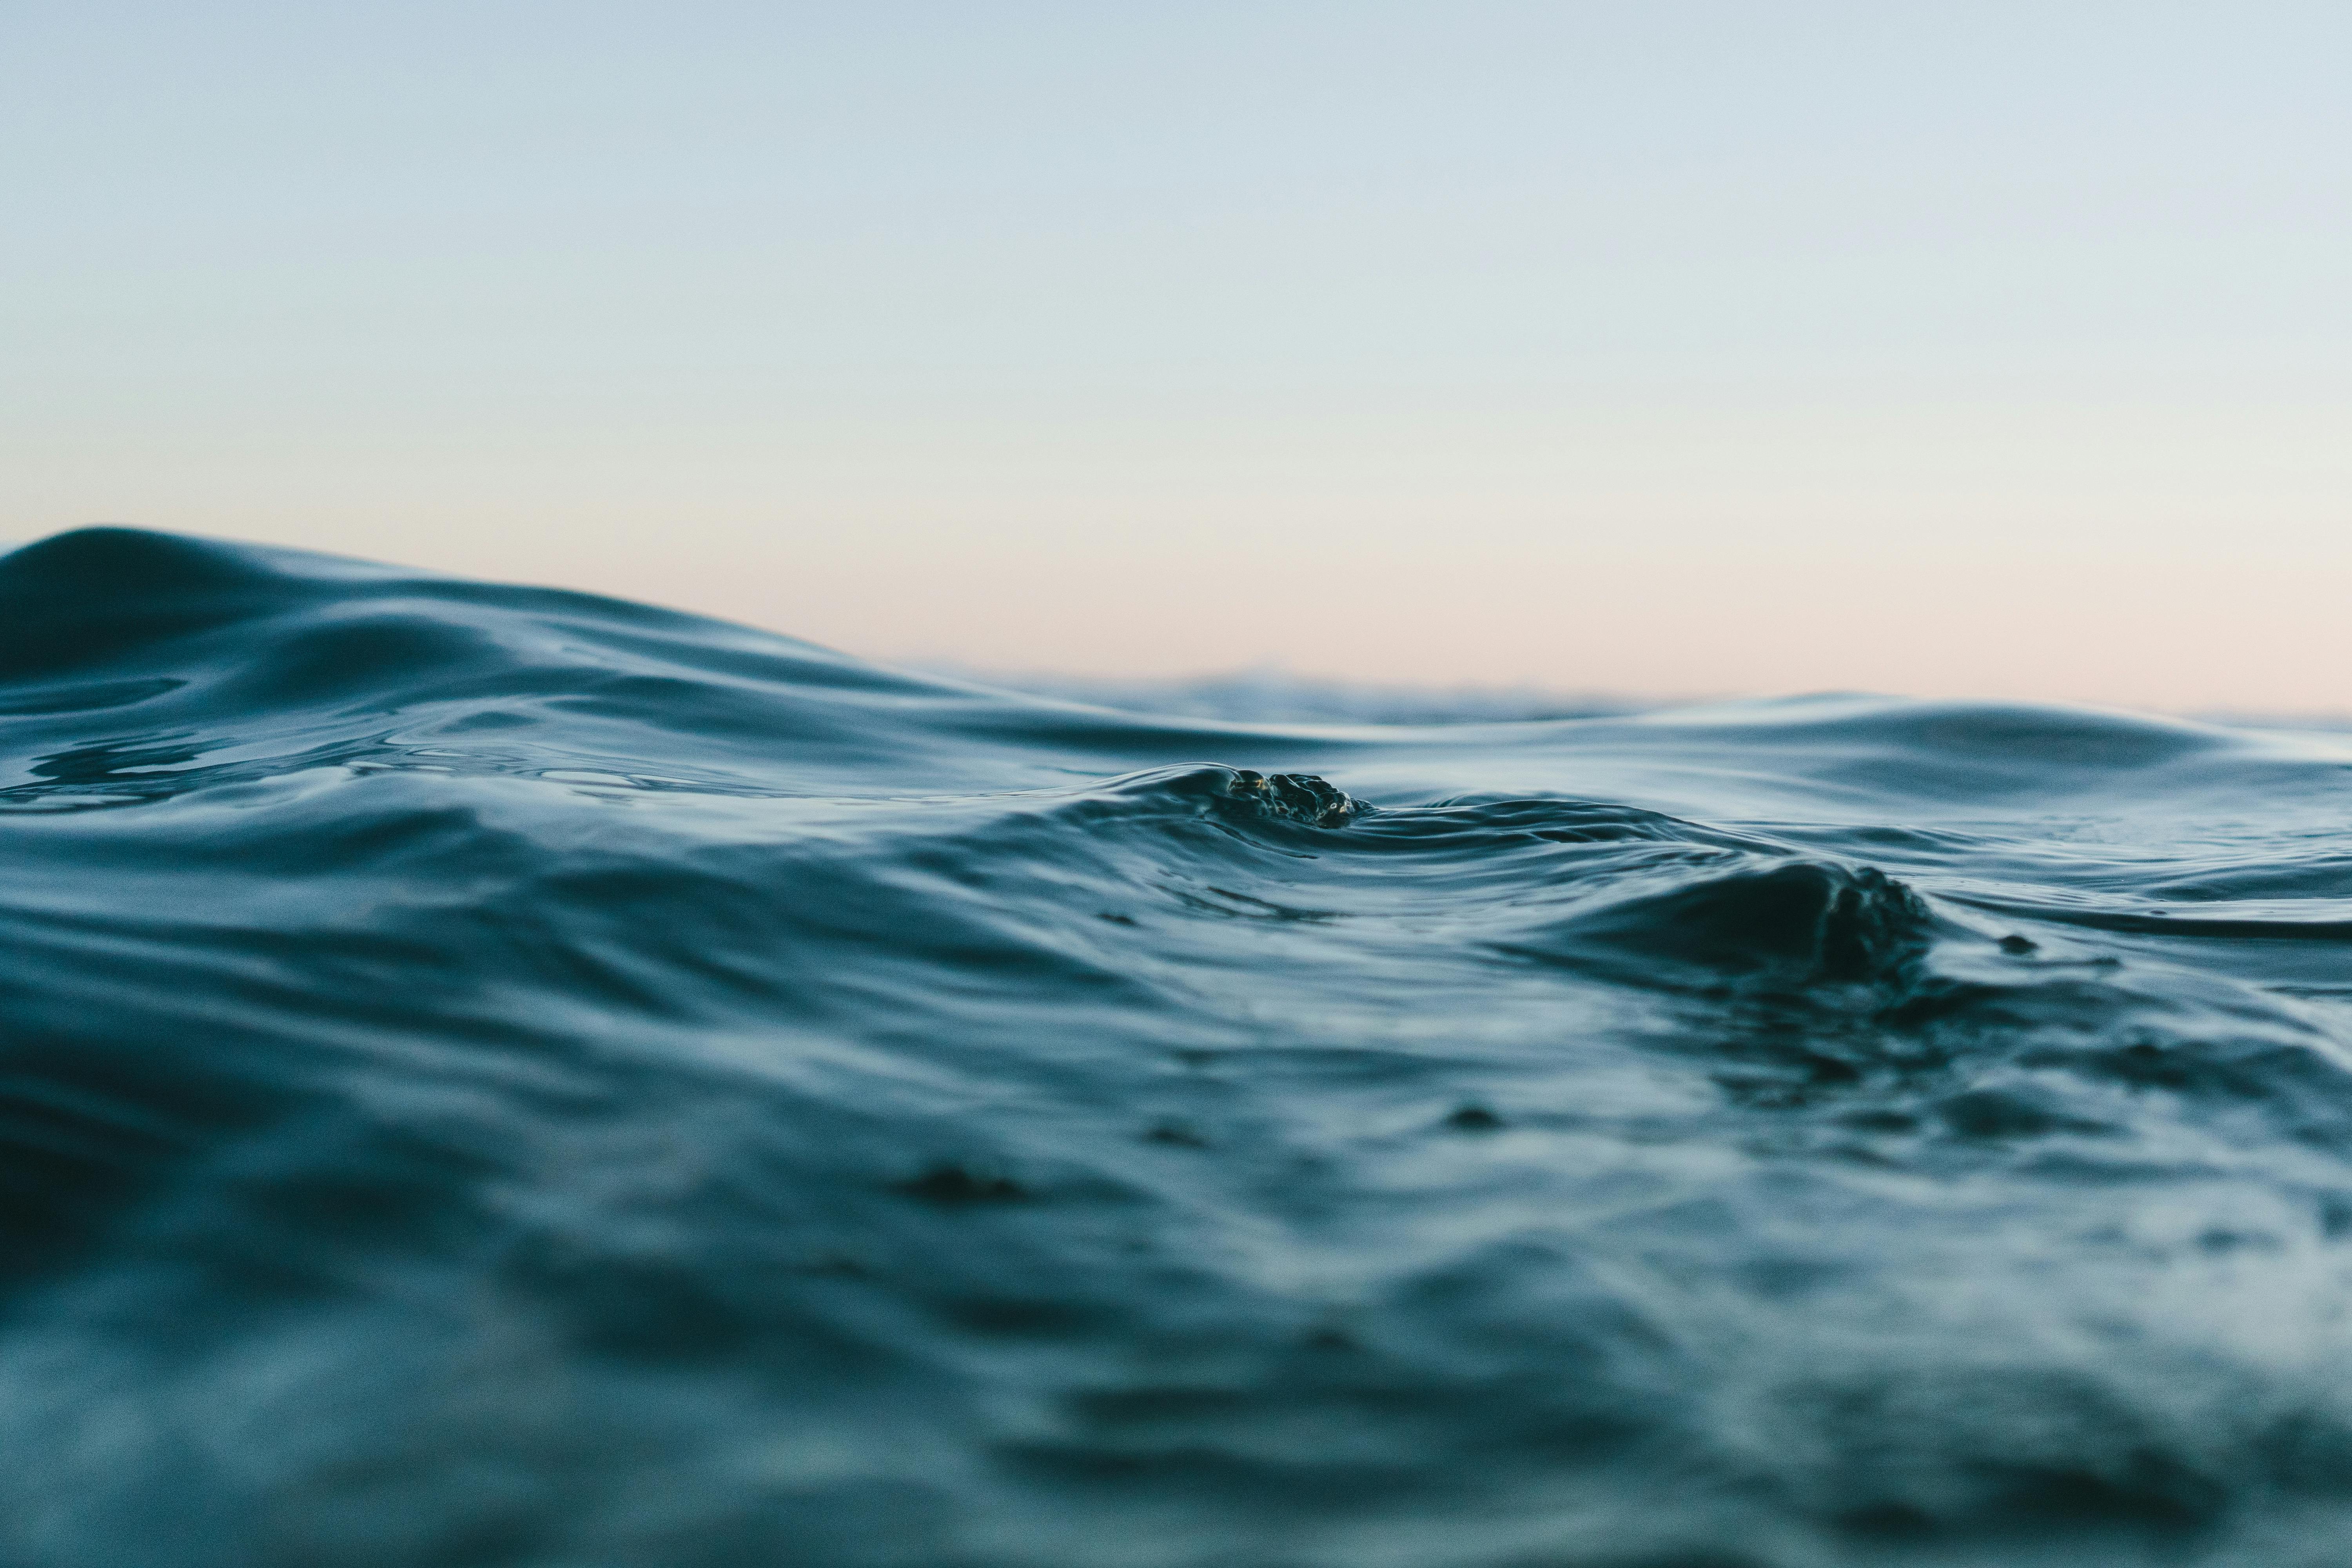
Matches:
[7,528,2352,1566]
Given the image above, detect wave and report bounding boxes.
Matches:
[5,528,2352,1566]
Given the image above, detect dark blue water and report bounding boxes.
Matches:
[8,528,2352,1567]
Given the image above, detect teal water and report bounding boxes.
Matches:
[7,528,2352,1566]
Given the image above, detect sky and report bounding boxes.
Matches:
[5,3,2348,711]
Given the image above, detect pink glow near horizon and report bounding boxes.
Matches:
[5,4,2347,714]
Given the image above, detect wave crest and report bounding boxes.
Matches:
[4,529,2350,1566]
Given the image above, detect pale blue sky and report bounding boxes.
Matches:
[6,4,2348,707]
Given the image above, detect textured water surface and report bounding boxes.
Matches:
[7,528,2352,1567]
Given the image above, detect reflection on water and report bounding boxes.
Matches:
[7,528,2352,1566]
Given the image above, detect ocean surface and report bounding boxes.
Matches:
[8,528,2352,1568]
